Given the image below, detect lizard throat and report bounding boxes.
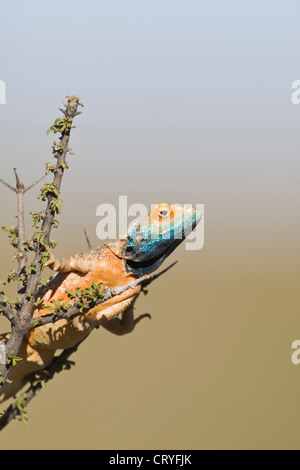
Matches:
[125,239,183,277]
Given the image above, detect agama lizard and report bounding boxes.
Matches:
[0,203,201,401]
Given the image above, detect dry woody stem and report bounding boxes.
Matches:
[0,95,176,431]
[0,96,84,419]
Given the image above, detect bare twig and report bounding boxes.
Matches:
[0,298,17,323]
[0,173,45,194]
[12,168,27,291]
[0,96,83,394]
[0,170,46,297]
[0,178,16,193]
[83,228,92,252]
[24,174,45,193]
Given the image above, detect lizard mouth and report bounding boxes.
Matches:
[125,232,192,277]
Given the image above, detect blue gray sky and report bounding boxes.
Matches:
[1,1,299,188]
[1,1,300,450]
[0,0,299,250]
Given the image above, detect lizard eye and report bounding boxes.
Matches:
[159,209,169,217]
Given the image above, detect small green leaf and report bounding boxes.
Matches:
[65,289,76,299]
[7,354,23,367]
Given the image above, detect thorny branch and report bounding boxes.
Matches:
[0,96,83,402]
[0,269,169,430]
[0,95,171,431]
[83,228,92,252]
[0,169,45,297]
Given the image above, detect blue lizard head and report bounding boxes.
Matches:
[121,203,201,276]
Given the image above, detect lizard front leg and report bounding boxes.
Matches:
[83,285,148,334]
[101,303,151,336]
[43,246,91,274]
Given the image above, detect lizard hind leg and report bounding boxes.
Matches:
[0,338,55,402]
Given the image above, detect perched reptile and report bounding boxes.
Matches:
[0,203,201,401]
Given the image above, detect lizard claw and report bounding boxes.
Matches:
[43,245,60,271]
[134,313,151,326]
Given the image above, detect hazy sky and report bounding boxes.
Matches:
[0,0,299,250]
[0,0,299,198]
[1,2,300,450]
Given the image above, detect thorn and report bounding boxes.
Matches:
[83,228,92,252]
[24,174,46,193]
[13,167,23,189]
[0,177,16,193]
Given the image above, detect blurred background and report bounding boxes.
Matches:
[0,0,299,450]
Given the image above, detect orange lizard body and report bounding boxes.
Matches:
[0,203,201,401]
